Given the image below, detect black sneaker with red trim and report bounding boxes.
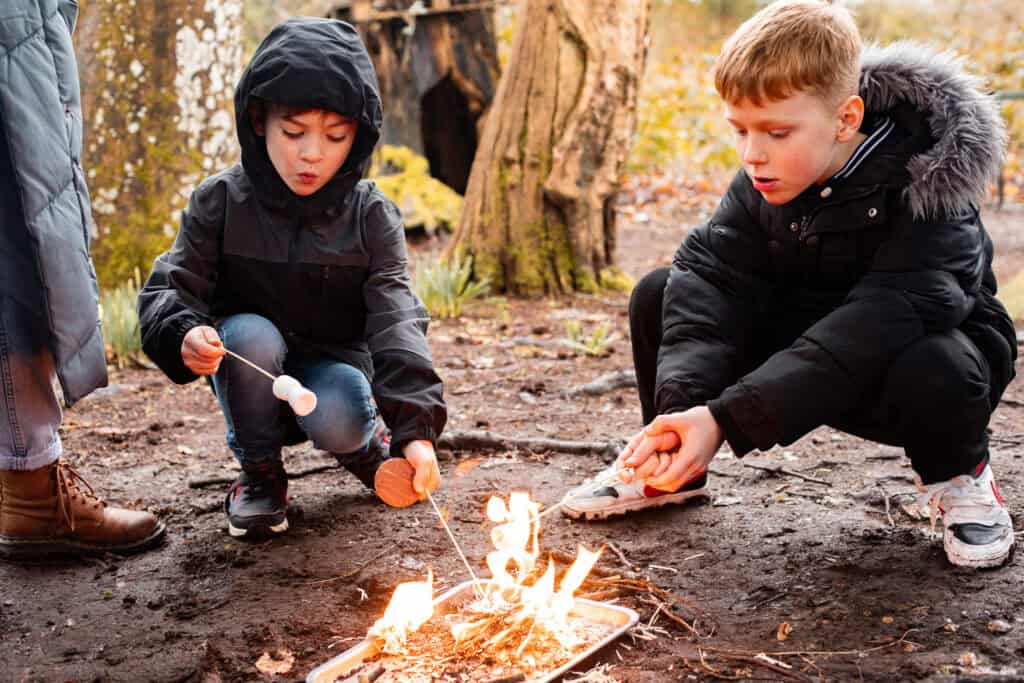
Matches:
[224,462,288,538]
[334,422,392,490]
[562,463,709,520]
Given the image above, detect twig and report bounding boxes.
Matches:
[187,463,342,488]
[694,648,813,682]
[605,542,635,570]
[742,462,831,486]
[563,370,637,397]
[438,431,624,459]
[308,547,392,586]
[700,628,921,658]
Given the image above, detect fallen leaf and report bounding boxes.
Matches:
[882,615,894,624]
[455,457,482,478]
[776,622,792,641]
[255,650,294,675]
[958,651,977,667]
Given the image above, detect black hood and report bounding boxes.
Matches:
[234,17,383,216]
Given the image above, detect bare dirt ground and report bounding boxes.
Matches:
[2,204,1024,683]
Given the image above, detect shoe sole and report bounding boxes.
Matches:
[0,522,167,562]
[945,532,1015,569]
[562,487,709,520]
[227,517,289,538]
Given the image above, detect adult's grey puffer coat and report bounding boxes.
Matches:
[655,42,1016,456]
[0,0,107,406]
[137,18,446,452]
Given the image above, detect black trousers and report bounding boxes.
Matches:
[630,268,1000,484]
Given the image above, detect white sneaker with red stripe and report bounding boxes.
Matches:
[561,464,709,520]
[916,463,1014,568]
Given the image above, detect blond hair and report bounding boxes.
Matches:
[714,0,861,107]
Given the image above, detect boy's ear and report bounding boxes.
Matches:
[835,95,865,143]
[250,109,266,136]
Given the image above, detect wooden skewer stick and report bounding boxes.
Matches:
[221,347,276,381]
[220,346,317,416]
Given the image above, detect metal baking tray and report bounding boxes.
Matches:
[307,579,639,683]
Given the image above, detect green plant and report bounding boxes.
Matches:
[562,320,620,357]
[413,254,491,319]
[100,269,143,369]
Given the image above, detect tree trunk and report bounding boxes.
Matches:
[75,0,244,289]
[335,0,500,194]
[449,0,649,295]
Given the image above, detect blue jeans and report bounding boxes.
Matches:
[212,313,376,468]
[0,294,63,471]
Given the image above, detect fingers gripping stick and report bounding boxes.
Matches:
[221,348,318,416]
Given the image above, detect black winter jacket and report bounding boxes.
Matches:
[138,18,446,453]
[656,43,1016,456]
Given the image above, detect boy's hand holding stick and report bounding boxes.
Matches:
[180,325,317,415]
[619,406,724,493]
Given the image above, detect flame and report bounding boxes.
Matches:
[367,491,603,663]
[367,570,434,652]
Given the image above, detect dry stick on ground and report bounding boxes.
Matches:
[562,370,637,398]
[188,433,623,489]
[438,431,625,459]
[308,547,393,586]
[188,463,341,489]
[687,648,814,683]
[741,462,831,486]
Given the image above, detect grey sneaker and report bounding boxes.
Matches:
[562,464,709,520]
[916,463,1014,568]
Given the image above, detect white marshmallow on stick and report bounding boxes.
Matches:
[271,374,318,416]
[221,348,318,416]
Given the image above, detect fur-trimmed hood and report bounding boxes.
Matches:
[860,41,1006,220]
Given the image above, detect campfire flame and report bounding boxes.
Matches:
[368,491,602,662]
[367,570,434,651]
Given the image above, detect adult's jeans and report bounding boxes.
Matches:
[211,313,376,468]
[0,294,63,471]
[630,267,1002,484]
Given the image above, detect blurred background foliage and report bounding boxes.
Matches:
[88,0,1023,361]
[632,0,1023,195]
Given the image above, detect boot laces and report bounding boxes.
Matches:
[55,462,104,532]
[915,472,995,533]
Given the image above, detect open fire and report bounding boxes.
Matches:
[360,491,608,680]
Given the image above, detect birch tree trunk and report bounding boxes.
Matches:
[449,0,649,295]
[75,0,244,289]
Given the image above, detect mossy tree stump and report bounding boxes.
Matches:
[449,0,649,296]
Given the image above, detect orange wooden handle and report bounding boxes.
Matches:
[374,458,420,508]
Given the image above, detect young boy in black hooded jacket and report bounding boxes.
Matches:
[563,1,1017,569]
[139,18,446,538]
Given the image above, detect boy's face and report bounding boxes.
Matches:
[258,106,357,196]
[724,91,862,205]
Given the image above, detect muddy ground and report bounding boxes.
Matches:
[3,205,1024,683]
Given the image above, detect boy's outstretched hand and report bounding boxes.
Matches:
[620,406,724,492]
[403,440,441,499]
[181,325,226,376]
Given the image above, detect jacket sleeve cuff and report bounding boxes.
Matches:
[389,426,439,459]
[707,397,756,457]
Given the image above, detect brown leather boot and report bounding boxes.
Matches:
[0,461,165,560]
